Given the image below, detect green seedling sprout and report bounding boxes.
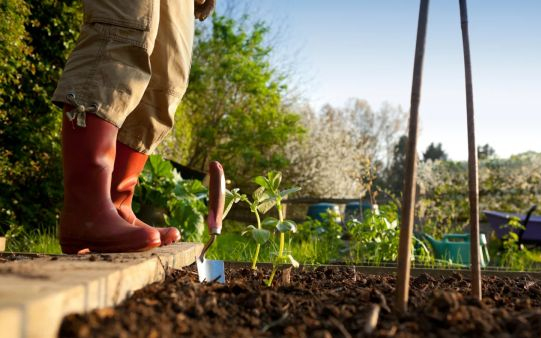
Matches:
[224,188,243,220]
[253,171,301,286]
[239,186,272,270]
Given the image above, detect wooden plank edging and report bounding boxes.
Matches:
[0,242,203,338]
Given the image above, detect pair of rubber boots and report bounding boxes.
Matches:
[59,112,180,254]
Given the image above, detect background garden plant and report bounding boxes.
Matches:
[136,155,208,242]
[492,216,541,270]
[345,203,432,265]
[1,0,81,237]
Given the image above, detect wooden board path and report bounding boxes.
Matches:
[0,243,202,338]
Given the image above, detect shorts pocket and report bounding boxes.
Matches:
[83,0,152,31]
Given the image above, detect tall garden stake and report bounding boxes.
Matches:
[396,0,429,313]
[459,0,482,300]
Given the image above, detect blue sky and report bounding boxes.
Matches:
[216,1,541,160]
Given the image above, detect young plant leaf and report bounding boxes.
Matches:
[270,171,282,190]
[254,176,270,190]
[241,225,257,236]
[148,155,174,179]
[279,186,301,198]
[252,228,271,245]
[262,217,279,228]
[276,220,297,233]
[258,197,277,214]
[252,186,266,202]
[287,254,300,268]
[223,188,243,220]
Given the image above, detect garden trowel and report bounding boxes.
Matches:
[196,161,225,283]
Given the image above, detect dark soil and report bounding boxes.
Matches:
[59,265,541,337]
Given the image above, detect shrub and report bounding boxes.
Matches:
[135,155,208,242]
[346,203,431,264]
[0,1,82,233]
[415,152,541,238]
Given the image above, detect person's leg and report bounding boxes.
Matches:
[60,111,160,254]
[53,0,162,253]
[113,0,195,243]
[111,142,181,245]
[117,0,194,153]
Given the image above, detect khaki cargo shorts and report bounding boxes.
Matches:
[52,0,195,154]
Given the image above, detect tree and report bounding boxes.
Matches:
[0,0,82,232]
[284,105,366,197]
[422,142,448,162]
[478,144,496,160]
[284,101,406,198]
[161,14,302,188]
[416,152,541,238]
[380,134,409,195]
[341,99,407,167]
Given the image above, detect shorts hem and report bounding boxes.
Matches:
[52,89,124,129]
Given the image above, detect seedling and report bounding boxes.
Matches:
[238,186,272,270]
[252,171,301,286]
[224,188,242,220]
[226,186,271,269]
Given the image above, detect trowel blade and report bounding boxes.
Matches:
[196,258,225,283]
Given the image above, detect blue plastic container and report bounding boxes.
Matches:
[307,203,341,223]
[344,201,372,221]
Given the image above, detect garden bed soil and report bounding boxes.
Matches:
[59,265,541,337]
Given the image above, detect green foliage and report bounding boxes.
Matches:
[379,134,408,196]
[205,231,341,266]
[228,171,301,284]
[347,204,400,263]
[296,211,345,263]
[0,1,82,233]
[157,105,193,165]
[236,186,271,269]
[415,152,541,238]
[497,217,525,269]
[298,212,344,244]
[478,143,496,160]
[494,217,541,270]
[478,152,541,212]
[251,171,301,285]
[347,203,431,264]
[244,225,270,245]
[136,155,208,242]
[5,226,61,254]
[237,171,300,274]
[416,160,470,238]
[180,14,303,188]
[423,142,448,162]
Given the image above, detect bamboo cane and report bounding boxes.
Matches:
[459,0,482,300]
[395,0,430,313]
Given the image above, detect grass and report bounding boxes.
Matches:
[5,228,62,254]
[5,223,541,273]
[3,226,343,265]
[205,231,344,265]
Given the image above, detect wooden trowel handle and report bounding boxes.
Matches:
[207,161,225,235]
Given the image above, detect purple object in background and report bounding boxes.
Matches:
[484,210,541,243]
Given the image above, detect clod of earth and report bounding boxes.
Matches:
[59,266,541,337]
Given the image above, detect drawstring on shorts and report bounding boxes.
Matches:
[65,92,98,128]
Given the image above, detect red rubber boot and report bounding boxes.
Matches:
[111,142,181,245]
[59,112,161,254]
